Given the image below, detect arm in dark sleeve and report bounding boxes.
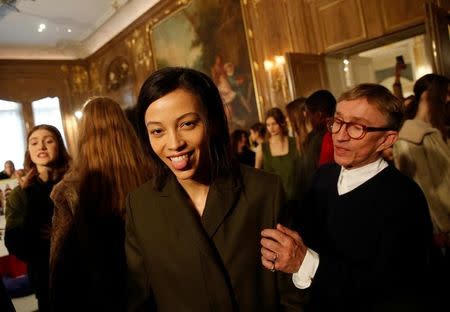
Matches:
[0,278,15,312]
[4,187,28,261]
[372,182,433,311]
[125,194,156,312]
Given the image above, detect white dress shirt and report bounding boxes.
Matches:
[292,158,389,289]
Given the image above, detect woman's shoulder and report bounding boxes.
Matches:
[239,165,282,188]
[127,179,156,200]
[399,119,439,144]
[51,177,79,214]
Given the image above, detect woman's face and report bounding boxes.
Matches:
[144,88,207,183]
[28,129,59,168]
[266,116,282,137]
[4,162,14,176]
[249,129,257,142]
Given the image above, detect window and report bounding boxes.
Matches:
[0,100,26,169]
[31,97,67,146]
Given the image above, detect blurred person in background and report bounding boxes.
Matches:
[285,97,310,154]
[230,129,255,167]
[255,107,301,205]
[394,73,450,260]
[0,161,19,180]
[5,124,71,312]
[50,97,151,312]
[249,122,266,152]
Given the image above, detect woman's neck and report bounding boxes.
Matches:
[414,100,431,123]
[270,134,285,143]
[269,134,289,156]
[178,178,210,216]
[36,165,53,182]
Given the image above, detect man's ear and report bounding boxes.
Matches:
[376,131,398,152]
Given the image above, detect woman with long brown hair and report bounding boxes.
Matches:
[285,97,309,153]
[50,97,151,312]
[394,74,450,250]
[5,124,71,312]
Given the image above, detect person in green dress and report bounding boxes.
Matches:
[255,107,301,204]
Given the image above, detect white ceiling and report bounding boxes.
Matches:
[0,0,159,60]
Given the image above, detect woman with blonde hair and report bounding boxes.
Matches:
[50,97,152,312]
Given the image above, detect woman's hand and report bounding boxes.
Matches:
[18,168,38,189]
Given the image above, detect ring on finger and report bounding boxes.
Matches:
[270,262,276,272]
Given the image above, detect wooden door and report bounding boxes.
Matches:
[285,53,329,99]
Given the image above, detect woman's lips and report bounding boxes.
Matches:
[169,153,190,170]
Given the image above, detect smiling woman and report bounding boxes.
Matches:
[145,89,207,189]
[126,67,306,311]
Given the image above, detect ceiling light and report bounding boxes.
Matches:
[67,28,72,33]
[38,23,46,32]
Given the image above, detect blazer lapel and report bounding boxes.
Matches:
[202,174,242,238]
[160,175,220,261]
[159,175,238,310]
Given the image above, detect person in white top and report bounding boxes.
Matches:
[260,83,436,311]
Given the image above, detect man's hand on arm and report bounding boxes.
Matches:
[260,224,307,273]
[261,224,320,289]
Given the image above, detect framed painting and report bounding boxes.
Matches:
[150,0,258,130]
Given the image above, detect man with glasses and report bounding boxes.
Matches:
[261,84,434,311]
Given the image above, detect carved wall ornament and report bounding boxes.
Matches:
[126,29,152,70]
[106,56,130,91]
[89,60,104,94]
[70,65,89,94]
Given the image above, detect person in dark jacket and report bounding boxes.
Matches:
[126,67,306,311]
[5,124,71,312]
[261,84,438,311]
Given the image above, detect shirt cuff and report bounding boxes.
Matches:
[292,248,319,289]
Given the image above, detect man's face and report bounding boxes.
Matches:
[332,98,397,169]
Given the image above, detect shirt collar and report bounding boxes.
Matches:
[338,158,388,195]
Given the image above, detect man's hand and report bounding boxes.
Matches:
[260,224,307,273]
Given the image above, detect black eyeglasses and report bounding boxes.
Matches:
[327,117,394,140]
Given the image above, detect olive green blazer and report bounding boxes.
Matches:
[125,165,306,312]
